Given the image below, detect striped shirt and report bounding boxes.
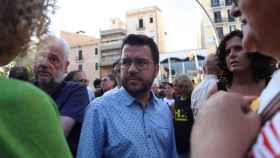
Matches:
[250,112,280,157]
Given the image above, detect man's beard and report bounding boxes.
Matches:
[122,76,154,98]
[36,71,65,93]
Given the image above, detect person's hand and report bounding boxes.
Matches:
[191,91,261,158]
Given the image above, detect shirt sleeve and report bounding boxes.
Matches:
[77,101,105,158]
[60,85,89,122]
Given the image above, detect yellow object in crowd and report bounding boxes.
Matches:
[250,98,260,112]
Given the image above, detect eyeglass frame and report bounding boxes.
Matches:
[120,58,155,70]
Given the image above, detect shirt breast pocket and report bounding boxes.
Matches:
[150,120,171,146]
[105,139,135,157]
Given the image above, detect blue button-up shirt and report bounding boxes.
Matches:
[77,87,177,158]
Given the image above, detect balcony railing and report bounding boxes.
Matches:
[100,40,122,51]
[211,0,232,8]
[100,55,120,66]
[214,17,236,24]
[75,56,84,63]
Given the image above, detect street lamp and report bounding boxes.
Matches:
[194,0,220,47]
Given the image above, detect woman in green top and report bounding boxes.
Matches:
[0,0,72,157]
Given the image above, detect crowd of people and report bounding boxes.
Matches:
[1,0,280,157]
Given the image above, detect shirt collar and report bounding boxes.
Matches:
[119,87,159,107]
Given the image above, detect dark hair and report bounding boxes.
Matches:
[217,30,276,86]
[0,0,56,63]
[93,78,101,88]
[64,70,81,82]
[9,66,29,81]
[121,34,159,64]
[113,58,120,69]
[105,74,117,87]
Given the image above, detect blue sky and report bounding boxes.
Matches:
[50,0,204,52]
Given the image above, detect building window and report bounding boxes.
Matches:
[95,63,99,70]
[229,25,236,32]
[211,0,220,7]
[78,64,83,71]
[216,27,224,39]
[139,18,144,29]
[214,11,222,23]
[150,17,153,23]
[225,0,233,6]
[78,50,83,60]
[95,48,98,55]
[228,10,235,22]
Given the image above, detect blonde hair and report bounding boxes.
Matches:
[173,74,194,94]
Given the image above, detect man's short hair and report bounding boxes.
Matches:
[121,34,160,64]
[38,35,70,60]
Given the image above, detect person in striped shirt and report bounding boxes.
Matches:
[191,0,280,157]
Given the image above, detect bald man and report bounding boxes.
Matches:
[191,54,220,118]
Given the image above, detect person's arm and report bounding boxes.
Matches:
[77,102,105,158]
[191,92,260,158]
[60,85,89,136]
[60,116,76,136]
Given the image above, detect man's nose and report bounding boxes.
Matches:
[228,50,237,59]
[128,62,138,73]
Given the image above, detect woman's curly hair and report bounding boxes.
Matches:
[216,30,277,87]
[0,0,56,61]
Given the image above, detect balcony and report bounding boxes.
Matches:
[211,0,232,8]
[100,55,120,66]
[136,26,146,31]
[214,17,236,24]
[75,56,84,63]
[100,40,122,51]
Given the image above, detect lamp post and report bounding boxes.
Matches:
[194,0,220,47]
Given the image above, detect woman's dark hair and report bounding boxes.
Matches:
[64,70,81,82]
[217,30,276,87]
[0,0,56,63]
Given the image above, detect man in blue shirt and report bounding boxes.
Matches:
[77,34,177,158]
[34,35,89,156]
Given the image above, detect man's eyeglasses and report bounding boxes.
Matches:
[120,58,153,70]
[76,79,88,84]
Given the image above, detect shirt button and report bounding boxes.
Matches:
[147,135,151,138]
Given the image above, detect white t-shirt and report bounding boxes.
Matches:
[191,74,217,118]
[163,97,175,107]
